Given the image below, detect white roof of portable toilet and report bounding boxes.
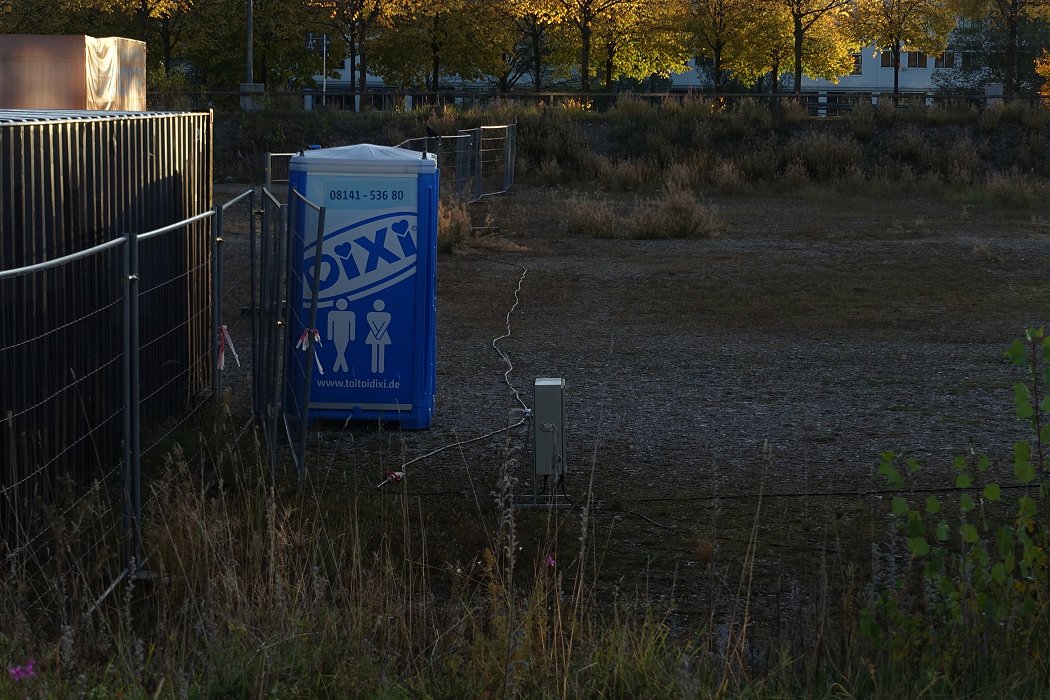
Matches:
[289,143,437,174]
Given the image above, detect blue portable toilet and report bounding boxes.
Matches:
[286,144,438,429]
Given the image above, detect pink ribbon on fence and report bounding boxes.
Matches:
[217,324,240,370]
[296,328,324,375]
[376,470,405,489]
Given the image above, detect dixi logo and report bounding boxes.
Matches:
[304,213,418,307]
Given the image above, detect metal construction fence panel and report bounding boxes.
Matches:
[0,110,213,567]
[396,123,516,201]
[254,188,289,477]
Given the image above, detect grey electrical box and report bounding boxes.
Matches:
[533,378,565,477]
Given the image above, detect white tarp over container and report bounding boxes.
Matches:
[0,35,146,111]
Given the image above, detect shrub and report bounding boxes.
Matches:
[662,157,707,192]
[566,187,724,239]
[984,169,1040,208]
[846,102,877,140]
[940,132,981,184]
[438,197,472,252]
[721,98,773,137]
[635,185,724,239]
[596,157,661,192]
[783,131,863,181]
[776,98,809,126]
[874,99,897,125]
[978,103,1003,132]
[884,126,934,168]
[707,159,747,192]
[565,194,618,237]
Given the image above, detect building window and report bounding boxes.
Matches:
[850,54,862,75]
[934,51,955,68]
[961,52,979,71]
[907,52,928,68]
[881,51,894,68]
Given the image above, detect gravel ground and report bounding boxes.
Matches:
[212,181,1050,624]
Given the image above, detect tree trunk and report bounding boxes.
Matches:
[1005,6,1018,98]
[348,40,357,99]
[604,42,614,91]
[358,34,368,111]
[893,40,901,97]
[793,13,804,95]
[713,42,723,93]
[431,15,441,91]
[161,18,173,74]
[531,25,543,91]
[580,24,591,92]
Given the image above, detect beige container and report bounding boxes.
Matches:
[0,35,146,111]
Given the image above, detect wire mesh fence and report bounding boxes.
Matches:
[396,123,517,201]
[1,112,213,574]
[253,188,289,476]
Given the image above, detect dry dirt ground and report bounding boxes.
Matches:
[213,181,1050,633]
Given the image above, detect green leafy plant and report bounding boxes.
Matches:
[862,329,1050,692]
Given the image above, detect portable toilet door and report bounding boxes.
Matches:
[286,143,439,429]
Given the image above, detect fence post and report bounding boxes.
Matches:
[212,204,223,399]
[474,127,483,201]
[503,125,514,193]
[297,205,327,485]
[126,229,143,573]
[259,192,272,423]
[268,204,288,479]
[121,237,134,573]
[249,189,259,418]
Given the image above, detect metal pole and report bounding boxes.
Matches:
[503,126,513,193]
[128,229,143,572]
[474,127,482,201]
[212,204,223,399]
[259,193,272,423]
[322,37,327,107]
[297,205,327,485]
[121,238,133,574]
[246,0,254,84]
[268,204,287,478]
[249,188,259,418]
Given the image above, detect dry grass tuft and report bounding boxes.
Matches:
[708,159,747,193]
[595,157,661,192]
[784,131,863,182]
[438,197,473,253]
[567,186,724,239]
[984,169,1041,208]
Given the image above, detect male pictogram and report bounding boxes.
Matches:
[327,298,356,372]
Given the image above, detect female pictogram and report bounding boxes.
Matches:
[366,299,392,373]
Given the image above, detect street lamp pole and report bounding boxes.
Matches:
[246,0,254,83]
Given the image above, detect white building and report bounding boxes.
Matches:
[668,47,979,95]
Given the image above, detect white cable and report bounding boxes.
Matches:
[381,259,530,485]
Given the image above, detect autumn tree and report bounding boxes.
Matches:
[0,0,130,34]
[591,0,690,89]
[730,1,796,90]
[371,0,489,89]
[766,0,855,94]
[688,0,759,92]
[963,0,1050,96]
[318,0,407,106]
[488,0,575,91]
[547,0,644,91]
[852,0,956,95]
